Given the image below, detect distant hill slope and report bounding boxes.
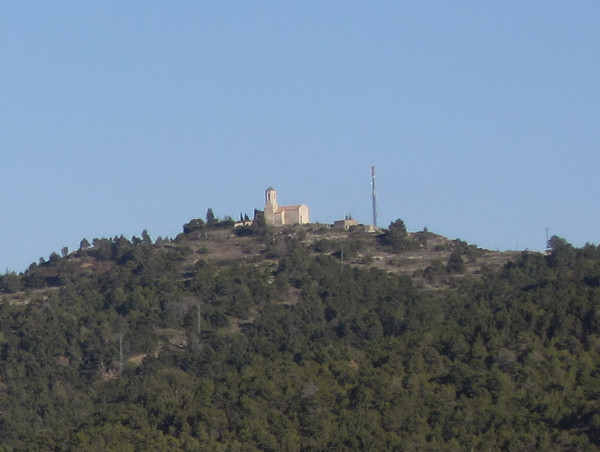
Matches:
[0,220,598,450]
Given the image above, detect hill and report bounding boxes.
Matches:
[0,219,599,450]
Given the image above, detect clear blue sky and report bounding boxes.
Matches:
[2,2,599,272]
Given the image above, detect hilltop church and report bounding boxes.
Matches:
[264,187,309,226]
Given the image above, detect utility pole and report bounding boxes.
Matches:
[197,300,201,336]
[119,334,123,374]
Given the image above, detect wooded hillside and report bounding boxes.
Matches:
[0,221,599,451]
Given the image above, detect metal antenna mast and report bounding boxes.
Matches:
[371,166,377,229]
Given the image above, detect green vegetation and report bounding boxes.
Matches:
[379,219,419,251]
[0,221,599,450]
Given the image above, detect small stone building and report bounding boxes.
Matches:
[264,187,309,226]
[334,217,358,230]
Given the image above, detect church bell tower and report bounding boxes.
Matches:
[264,187,277,225]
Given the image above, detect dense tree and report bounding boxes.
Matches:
[80,238,90,250]
[206,208,215,226]
[0,271,22,293]
[182,218,205,234]
[447,250,465,274]
[380,219,417,251]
